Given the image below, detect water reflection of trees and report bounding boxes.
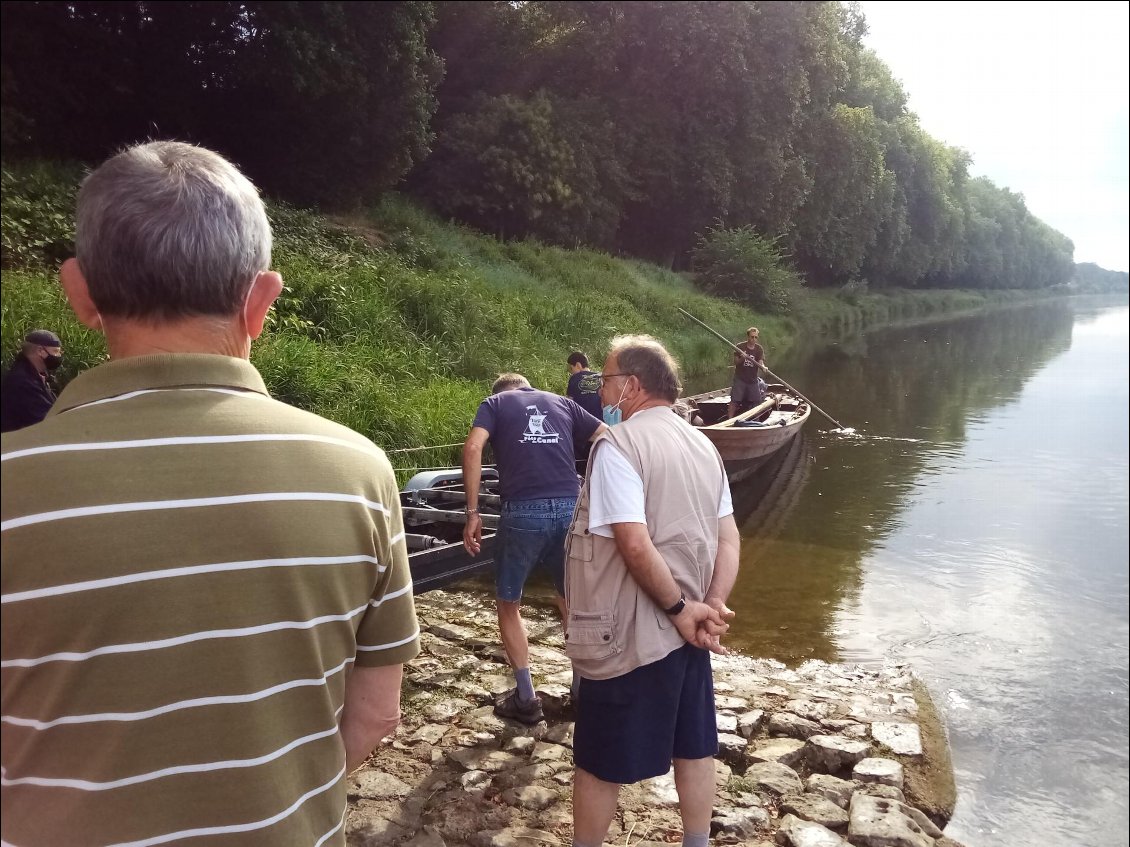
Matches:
[728,302,1074,664]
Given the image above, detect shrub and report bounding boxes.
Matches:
[1,162,82,269]
[692,224,802,314]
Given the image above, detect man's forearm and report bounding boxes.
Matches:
[705,516,740,606]
[462,445,482,510]
[612,523,683,609]
[341,664,405,773]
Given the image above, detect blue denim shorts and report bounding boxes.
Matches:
[574,643,717,784]
[495,497,576,602]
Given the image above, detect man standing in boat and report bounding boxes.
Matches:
[462,373,604,724]
[565,334,740,847]
[728,326,769,419]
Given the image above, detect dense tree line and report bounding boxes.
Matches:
[1,0,1078,292]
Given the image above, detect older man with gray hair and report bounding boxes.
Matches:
[1,142,418,846]
[565,334,740,847]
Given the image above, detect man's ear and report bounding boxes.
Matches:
[59,259,103,330]
[243,271,284,340]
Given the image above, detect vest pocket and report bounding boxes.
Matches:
[566,525,593,562]
[565,609,618,661]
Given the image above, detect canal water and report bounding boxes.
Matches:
[716,297,1129,846]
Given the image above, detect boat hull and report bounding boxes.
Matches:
[684,385,811,481]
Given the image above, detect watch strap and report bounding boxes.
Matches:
[663,593,686,616]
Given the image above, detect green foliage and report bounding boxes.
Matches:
[1070,262,1129,293]
[0,162,81,269]
[693,225,803,314]
[0,1,441,207]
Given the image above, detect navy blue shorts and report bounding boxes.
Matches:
[494,497,575,602]
[573,643,718,784]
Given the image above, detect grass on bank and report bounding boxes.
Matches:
[0,160,1044,478]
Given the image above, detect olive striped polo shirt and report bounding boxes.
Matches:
[1,354,420,847]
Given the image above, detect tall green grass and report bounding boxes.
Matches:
[1,162,1048,478]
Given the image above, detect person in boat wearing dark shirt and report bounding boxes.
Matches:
[728,326,768,419]
[461,373,604,725]
[567,351,603,471]
[1,329,63,432]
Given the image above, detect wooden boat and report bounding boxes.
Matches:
[402,469,501,594]
[683,384,811,482]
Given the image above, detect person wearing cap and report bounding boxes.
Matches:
[0,329,63,432]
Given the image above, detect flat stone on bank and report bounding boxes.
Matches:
[848,794,933,847]
[409,724,448,745]
[747,737,807,768]
[711,806,770,839]
[427,622,478,642]
[805,774,855,809]
[739,709,767,738]
[806,736,872,773]
[717,712,738,734]
[448,748,523,773]
[504,736,536,754]
[779,793,850,831]
[871,722,923,756]
[853,757,904,789]
[501,785,558,811]
[352,770,413,800]
[776,813,849,846]
[717,732,748,763]
[743,761,803,796]
[405,825,447,847]
[770,712,823,740]
[475,828,559,847]
[425,698,475,722]
[543,722,574,748]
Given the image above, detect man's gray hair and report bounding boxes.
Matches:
[491,373,531,394]
[75,141,272,319]
[608,334,682,402]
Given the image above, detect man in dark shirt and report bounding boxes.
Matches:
[0,329,63,432]
[462,373,604,723]
[728,326,768,419]
[567,351,603,471]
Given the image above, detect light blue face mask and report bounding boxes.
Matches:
[602,382,629,426]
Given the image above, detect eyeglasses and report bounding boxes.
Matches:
[598,372,630,387]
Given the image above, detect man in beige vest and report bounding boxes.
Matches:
[564,335,740,847]
[1,142,417,846]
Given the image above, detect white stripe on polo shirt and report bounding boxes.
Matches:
[1,554,386,605]
[2,432,385,463]
[2,657,356,730]
[1,604,373,668]
[1,491,391,532]
[0,707,345,791]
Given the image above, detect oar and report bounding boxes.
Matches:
[677,307,850,431]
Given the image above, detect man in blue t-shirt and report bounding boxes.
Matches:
[462,372,605,724]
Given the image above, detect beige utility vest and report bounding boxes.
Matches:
[564,406,728,679]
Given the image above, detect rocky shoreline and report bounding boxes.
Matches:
[346,590,966,847]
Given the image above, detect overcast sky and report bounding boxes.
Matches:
[858,0,1129,272]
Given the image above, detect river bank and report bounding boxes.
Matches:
[347,590,966,847]
[2,160,1071,484]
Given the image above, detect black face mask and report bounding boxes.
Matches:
[44,354,63,371]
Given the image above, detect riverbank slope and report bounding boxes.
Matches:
[2,161,1048,479]
[349,590,966,847]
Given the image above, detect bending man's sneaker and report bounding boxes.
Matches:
[494,688,545,725]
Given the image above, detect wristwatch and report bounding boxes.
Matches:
[464,507,479,515]
[664,593,686,616]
